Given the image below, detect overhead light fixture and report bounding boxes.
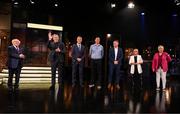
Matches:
[55,3,58,7]
[174,0,180,5]
[141,12,145,16]
[107,34,111,38]
[128,2,135,9]
[172,14,178,16]
[14,1,18,5]
[30,0,35,4]
[176,2,180,5]
[111,3,116,8]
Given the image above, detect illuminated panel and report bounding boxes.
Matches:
[27,23,63,31]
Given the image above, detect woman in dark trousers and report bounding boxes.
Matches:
[129,49,143,89]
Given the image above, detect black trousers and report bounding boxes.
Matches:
[8,67,21,88]
[131,72,143,89]
[108,63,121,84]
[90,59,102,85]
[51,60,64,86]
[72,62,84,85]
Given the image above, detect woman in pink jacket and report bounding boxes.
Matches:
[152,45,172,91]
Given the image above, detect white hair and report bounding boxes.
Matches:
[158,45,164,49]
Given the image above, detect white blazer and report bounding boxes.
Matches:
[129,55,143,74]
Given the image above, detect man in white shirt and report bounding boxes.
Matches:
[108,40,123,90]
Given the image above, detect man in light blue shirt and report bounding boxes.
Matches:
[89,36,104,89]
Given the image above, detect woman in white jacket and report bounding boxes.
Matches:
[129,49,143,88]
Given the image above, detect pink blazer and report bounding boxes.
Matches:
[152,52,172,72]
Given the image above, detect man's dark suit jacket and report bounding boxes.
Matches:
[47,40,66,63]
[71,44,85,64]
[109,47,123,65]
[7,46,24,69]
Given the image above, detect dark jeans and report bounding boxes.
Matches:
[51,60,64,86]
[8,67,21,88]
[90,59,102,86]
[108,63,121,84]
[72,62,84,85]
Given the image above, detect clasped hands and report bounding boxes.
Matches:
[55,48,61,52]
[19,54,25,59]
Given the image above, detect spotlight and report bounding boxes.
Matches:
[128,2,135,9]
[176,2,180,5]
[55,3,58,7]
[174,0,180,5]
[30,0,35,4]
[141,12,145,16]
[14,1,18,5]
[172,14,178,16]
[107,34,111,38]
[111,3,116,8]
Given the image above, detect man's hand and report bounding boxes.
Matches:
[55,48,61,52]
[48,32,53,41]
[77,58,82,62]
[114,61,118,64]
[19,54,25,59]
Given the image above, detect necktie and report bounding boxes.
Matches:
[16,46,19,51]
[78,44,81,51]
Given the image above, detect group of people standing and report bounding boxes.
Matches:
[47,32,124,90]
[6,32,172,92]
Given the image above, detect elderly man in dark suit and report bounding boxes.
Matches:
[71,36,85,87]
[7,39,25,91]
[108,40,123,90]
[47,32,66,90]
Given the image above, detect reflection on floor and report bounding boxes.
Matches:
[0,76,180,113]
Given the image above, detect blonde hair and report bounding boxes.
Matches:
[158,45,164,50]
[133,48,139,52]
[133,48,139,54]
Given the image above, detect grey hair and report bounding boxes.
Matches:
[158,45,164,49]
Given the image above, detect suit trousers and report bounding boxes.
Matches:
[51,60,64,86]
[8,66,21,88]
[108,63,121,84]
[72,61,84,85]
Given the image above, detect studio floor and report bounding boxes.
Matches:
[0,76,180,113]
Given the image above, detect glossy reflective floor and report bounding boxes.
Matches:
[0,76,180,113]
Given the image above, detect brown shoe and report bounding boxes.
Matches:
[108,83,111,89]
[116,84,120,89]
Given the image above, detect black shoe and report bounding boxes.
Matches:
[72,84,76,88]
[14,86,19,91]
[8,87,13,91]
[49,85,55,91]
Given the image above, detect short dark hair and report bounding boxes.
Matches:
[95,36,100,40]
[77,35,82,38]
[51,31,60,36]
[113,40,119,43]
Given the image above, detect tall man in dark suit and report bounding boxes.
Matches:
[71,36,85,87]
[108,40,123,90]
[47,32,66,90]
[7,39,25,91]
